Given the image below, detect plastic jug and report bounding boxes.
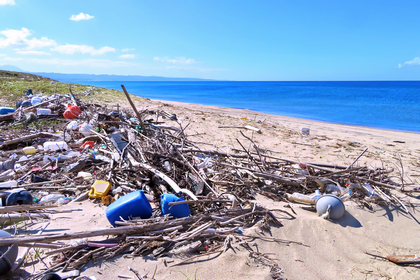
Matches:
[161,193,191,218]
[106,190,152,226]
[23,146,36,155]
[63,105,81,119]
[89,180,111,198]
[0,107,15,115]
[43,141,68,152]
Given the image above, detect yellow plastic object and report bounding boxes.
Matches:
[23,146,36,155]
[89,180,111,198]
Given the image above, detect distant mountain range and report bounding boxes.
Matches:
[31,72,214,82]
[0,65,24,72]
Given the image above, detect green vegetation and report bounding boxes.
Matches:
[0,70,128,107]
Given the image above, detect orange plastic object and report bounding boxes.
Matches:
[89,180,111,198]
[63,105,81,119]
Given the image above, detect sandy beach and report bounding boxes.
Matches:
[14,96,420,280]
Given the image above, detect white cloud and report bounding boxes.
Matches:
[0,54,6,56]
[3,56,23,61]
[166,66,227,72]
[154,56,196,65]
[0,0,15,5]
[51,44,115,55]
[0,28,56,50]
[398,57,420,68]
[122,48,135,52]
[70,12,94,21]
[16,50,51,55]
[119,54,136,59]
[24,58,138,68]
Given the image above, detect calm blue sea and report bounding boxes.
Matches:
[70,81,420,133]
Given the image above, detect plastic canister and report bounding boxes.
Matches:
[88,180,112,198]
[0,107,15,115]
[43,141,68,152]
[161,193,191,218]
[36,108,52,115]
[0,230,18,276]
[106,190,152,226]
[23,146,36,155]
[63,105,81,119]
[79,123,93,136]
[31,96,42,106]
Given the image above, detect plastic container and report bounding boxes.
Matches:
[0,230,18,276]
[31,96,42,106]
[43,141,68,152]
[6,190,32,206]
[23,146,36,155]
[301,127,310,135]
[0,181,17,189]
[89,180,112,198]
[161,193,191,218]
[106,190,152,226]
[66,120,78,130]
[77,171,92,179]
[16,100,32,109]
[316,194,345,220]
[0,107,15,115]
[288,192,316,205]
[79,123,93,136]
[36,108,51,115]
[0,159,16,171]
[63,105,81,119]
[39,194,66,205]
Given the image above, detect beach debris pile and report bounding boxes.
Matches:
[0,85,415,279]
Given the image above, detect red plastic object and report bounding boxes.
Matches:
[63,105,81,119]
[80,141,95,150]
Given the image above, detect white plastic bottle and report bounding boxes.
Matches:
[0,180,18,189]
[43,141,68,152]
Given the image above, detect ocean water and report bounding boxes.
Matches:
[70,81,420,133]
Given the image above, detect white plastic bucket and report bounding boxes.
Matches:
[43,141,68,152]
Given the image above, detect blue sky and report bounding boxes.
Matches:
[0,0,419,81]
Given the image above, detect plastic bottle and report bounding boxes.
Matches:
[363,183,378,198]
[0,107,15,115]
[326,184,346,196]
[43,141,68,152]
[23,146,36,155]
[39,194,66,205]
[36,108,51,115]
[31,96,42,106]
[288,193,317,205]
[0,181,18,189]
[66,120,79,130]
[79,123,93,136]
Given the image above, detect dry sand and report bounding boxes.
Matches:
[15,97,420,280]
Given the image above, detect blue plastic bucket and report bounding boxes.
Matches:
[106,191,152,226]
[161,193,191,218]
